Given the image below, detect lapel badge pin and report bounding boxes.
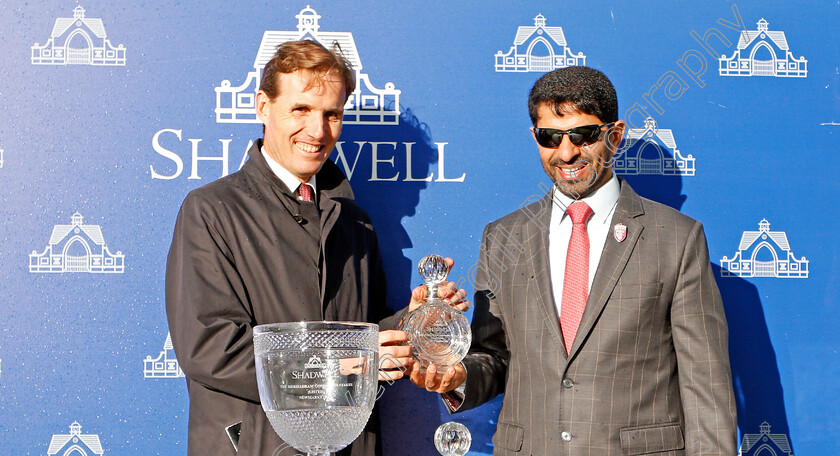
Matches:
[613,223,627,242]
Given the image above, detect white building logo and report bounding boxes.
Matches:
[305,355,325,370]
[144,332,185,378]
[47,422,105,456]
[738,421,793,456]
[494,14,586,72]
[31,5,126,66]
[615,117,695,176]
[29,212,125,273]
[720,219,808,278]
[0,148,4,168]
[215,5,400,125]
[719,19,806,77]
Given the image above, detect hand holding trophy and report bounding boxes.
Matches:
[401,254,471,372]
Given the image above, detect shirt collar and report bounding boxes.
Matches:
[261,146,317,195]
[551,173,620,224]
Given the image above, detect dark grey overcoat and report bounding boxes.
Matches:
[166,139,403,455]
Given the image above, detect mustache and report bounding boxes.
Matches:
[550,157,592,168]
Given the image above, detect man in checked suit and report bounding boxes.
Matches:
[409,67,737,455]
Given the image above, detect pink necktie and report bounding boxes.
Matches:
[297,183,314,202]
[560,201,594,355]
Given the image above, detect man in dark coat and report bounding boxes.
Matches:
[166,40,465,455]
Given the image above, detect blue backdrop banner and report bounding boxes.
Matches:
[0,1,837,454]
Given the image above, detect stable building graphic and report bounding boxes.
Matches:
[31,5,126,66]
[47,422,105,456]
[494,14,586,72]
[29,212,125,273]
[144,332,185,378]
[215,5,400,125]
[739,422,793,456]
[720,219,808,278]
[615,117,695,176]
[719,19,807,77]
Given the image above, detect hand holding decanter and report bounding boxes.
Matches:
[401,255,471,372]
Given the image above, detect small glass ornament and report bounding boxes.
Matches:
[434,421,472,456]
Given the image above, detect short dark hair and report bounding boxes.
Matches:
[259,40,356,101]
[528,66,618,125]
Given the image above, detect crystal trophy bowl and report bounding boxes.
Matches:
[253,321,379,456]
[401,255,471,372]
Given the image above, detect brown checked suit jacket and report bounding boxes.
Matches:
[459,179,737,456]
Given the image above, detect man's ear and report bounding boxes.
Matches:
[606,120,626,153]
[610,120,626,144]
[255,90,270,123]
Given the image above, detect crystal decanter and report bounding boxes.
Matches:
[401,254,471,372]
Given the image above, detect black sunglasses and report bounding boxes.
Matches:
[532,122,615,148]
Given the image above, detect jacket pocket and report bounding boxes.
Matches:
[619,422,684,455]
[612,282,663,300]
[492,421,524,452]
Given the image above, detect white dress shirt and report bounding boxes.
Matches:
[261,146,317,201]
[548,174,620,319]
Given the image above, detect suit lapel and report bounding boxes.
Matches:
[525,194,567,351]
[567,180,645,359]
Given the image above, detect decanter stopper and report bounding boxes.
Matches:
[418,254,450,300]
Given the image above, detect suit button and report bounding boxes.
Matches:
[561,431,572,441]
[562,378,573,388]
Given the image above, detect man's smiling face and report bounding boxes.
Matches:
[533,102,624,199]
[256,69,346,183]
